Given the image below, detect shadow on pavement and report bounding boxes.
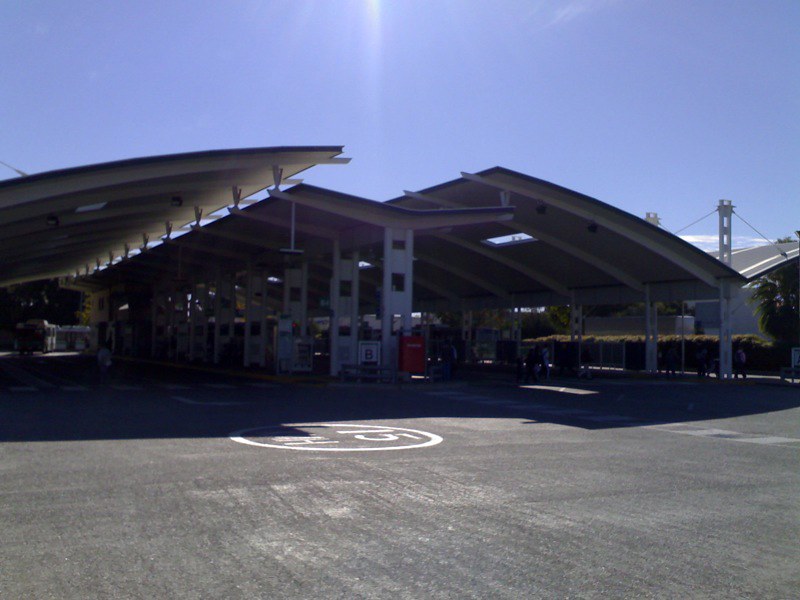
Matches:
[1,354,798,443]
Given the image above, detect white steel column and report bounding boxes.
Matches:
[402,229,414,334]
[381,227,414,366]
[462,311,473,343]
[244,266,269,367]
[719,280,733,378]
[718,200,734,266]
[569,298,582,343]
[213,271,235,364]
[189,282,210,362]
[329,239,341,376]
[150,289,157,358]
[645,284,658,372]
[188,282,199,361]
[301,261,309,336]
[350,250,360,364]
[175,288,190,361]
[718,199,734,379]
[330,247,361,374]
[151,288,164,358]
[166,288,177,360]
[244,265,254,366]
[283,265,307,333]
[381,229,392,350]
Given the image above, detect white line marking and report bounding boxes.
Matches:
[537,408,593,416]
[584,414,637,423]
[204,383,237,389]
[173,395,247,406]
[646,424,800,447]
[284,437,340,446]
[9,386,38,392]
[230,423,443,452]
[61,386,88,391]
[740,436,800,445]
[520,385,599,395]
[110,385,144,391]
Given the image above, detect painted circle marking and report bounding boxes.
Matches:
[230,423,443,452]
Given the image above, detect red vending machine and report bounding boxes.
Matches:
[399,335,426,374]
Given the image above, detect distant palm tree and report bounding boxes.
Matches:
[749,254,799,343]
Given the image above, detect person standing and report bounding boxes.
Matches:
[696,347,708,378]
[524,347,539,384]
[578,346,593,379]
[540,345,550,380]
[733,346,747,379]
[97,344,112,382]
[665,345,679,377]
[440,340,454,381]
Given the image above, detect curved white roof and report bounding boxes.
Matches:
[0,147,347,286]
[710,242,799,282]
[1,152,748,309]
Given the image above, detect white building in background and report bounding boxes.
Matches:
[691,286,764,338]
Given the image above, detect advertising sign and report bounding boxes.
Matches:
[399,335,426,374]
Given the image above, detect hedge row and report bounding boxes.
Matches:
[523,334,795,372]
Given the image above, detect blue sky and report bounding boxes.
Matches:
[2,0,798,249]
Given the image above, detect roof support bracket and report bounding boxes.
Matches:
[231,185,242,210]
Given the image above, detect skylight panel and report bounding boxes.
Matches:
[75,202,108,213]
[482,233,536,247]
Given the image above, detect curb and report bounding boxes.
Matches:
[115,355,330,386]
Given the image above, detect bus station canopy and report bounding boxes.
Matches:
[0,147,347,287]
[0,147,767,311]
[710,243,799,282]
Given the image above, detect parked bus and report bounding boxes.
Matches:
[56,325,91,351]
[15,319,57,354]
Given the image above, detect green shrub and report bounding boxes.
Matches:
[522,334,793,372]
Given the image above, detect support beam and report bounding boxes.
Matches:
[165,239,252,262]
[502,222,644,292]
[422,255,510,300]
[269,188,514,230]
[228,205,340,241]
[435,233,571,298]
[412,275,461,303]
[190,223,280,249]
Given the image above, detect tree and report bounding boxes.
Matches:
[749,238,799,343]
[0,280,82,328]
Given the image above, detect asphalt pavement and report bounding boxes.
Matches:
[1,353,799,599]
